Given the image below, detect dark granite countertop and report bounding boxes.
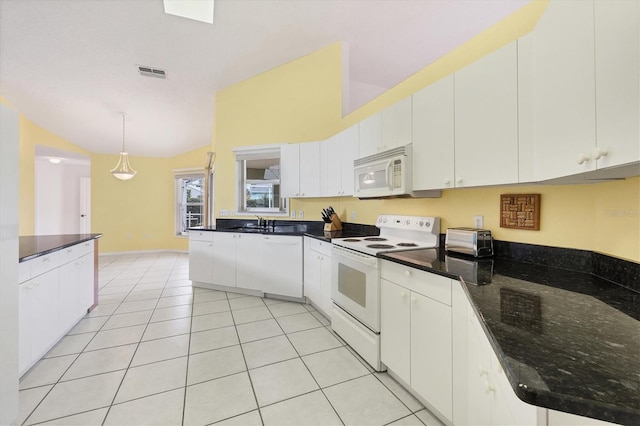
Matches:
[19,234,103,262]
[190,219,379,242]
[379,248,640,425]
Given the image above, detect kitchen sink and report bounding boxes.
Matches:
[224,224,306,234]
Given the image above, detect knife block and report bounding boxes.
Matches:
[324,214,342,231]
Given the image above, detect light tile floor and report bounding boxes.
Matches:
[17,252,444,426]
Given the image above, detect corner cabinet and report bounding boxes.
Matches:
[380,260,453,422]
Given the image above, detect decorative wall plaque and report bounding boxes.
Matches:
[500,193,541,230]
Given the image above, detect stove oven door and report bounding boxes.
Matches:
[331,245,380,332]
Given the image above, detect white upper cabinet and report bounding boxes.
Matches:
[281,142,321,198]
[358,97,412,158]
[454,41,519,187]
[321,125,359,197]
[594,0,640,169]
[525,0,597,180]
[412,75,455,190]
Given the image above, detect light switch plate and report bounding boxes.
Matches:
[474,215,484,229]
[298,210,304,219]
[290,210,296,219]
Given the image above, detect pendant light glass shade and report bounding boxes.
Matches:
[111,114,137,180]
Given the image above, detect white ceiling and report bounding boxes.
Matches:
[0,0,528,158]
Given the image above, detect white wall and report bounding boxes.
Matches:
[35,158,90,235]
[0,103,20,425]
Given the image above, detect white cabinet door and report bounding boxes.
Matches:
[358,112,383,158]
[454,41,519,187]
[466,309,492,426]
[236,233,263,292]
[411,291,453,422]
[594,0,640,169]
[339,126,359,196]
[412,75,455,190]
[189,239,214,284]
[280,144,300,198]
[29,270,60,365]
[382,97,412,151]
[322,125,359,197]
[58,259,82,336]
[298,142,321,197]
[18,281,35,376]
[528,0,596,180]
[261,235,302,298]
[303,240,321,303]
[78,252,94,312]
[380,279,411,384]
[317,252,333,317]
[212,232,237,287]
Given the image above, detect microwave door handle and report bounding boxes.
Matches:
[386,160,393,189]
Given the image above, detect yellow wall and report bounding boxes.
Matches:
[213,0,640,263]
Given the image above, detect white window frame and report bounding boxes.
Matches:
[233,145,288,216]
[174,168,212,236]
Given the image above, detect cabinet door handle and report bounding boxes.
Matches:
[478,365,489,376]
[577,153,590,164]
[456,178,463,184]
[404,270,411,277]
[485,380,495,393]
[593,147,608,160]
[411,296,417,303]
[400,292,407,299]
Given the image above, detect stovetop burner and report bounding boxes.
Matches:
[342,239,361,242]
[397,243,418,247]
[367,244,395,249]
[364,237,387,241]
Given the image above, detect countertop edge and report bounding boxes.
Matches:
[377,252,639,425]
[19,234,102,262]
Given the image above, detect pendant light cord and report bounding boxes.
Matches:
[122,114,126,152]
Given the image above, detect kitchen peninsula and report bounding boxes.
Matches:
[18,233,102,377]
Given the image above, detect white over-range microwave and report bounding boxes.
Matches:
[353,144,413,199]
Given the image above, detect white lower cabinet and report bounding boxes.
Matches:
[19,241,95,377]
[380,261,453,422]
[189,230,215,285]
[261,235,302,298]
[303,237,332,318]
[211,232,262,289]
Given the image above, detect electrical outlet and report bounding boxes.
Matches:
[351,211,356,220]
[474,215,484,229]
[290,210,296,219]
[219,209,229,216]
[125,233,132,239]
[298,210,304,219]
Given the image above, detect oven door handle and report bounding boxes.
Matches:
[332,245,378,267]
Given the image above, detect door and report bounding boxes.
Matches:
[80,177,91,234]
[380,279,410,384]
[212,232,237,287]
[262,235,302,298]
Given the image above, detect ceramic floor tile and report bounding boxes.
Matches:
[114,356,187,404]
[26,370,125,425]
[17,385,53,426]
[236,318,283,343]
[124,289,163,302]
[212,410,262,425]
[84,325,145,351]
[44,332,96,358]
[303,347,370,388]
[114,299,158,315]
[262,297,287,306]
[187,345,246,386]
[61,344,137,381]
[189,326,239,354]
[96,294,128,305]
[191,311,234,332]
[99,285,134,296]
[415,409,444,426]
[324,375,411,426]
[150,304,192,322]
[192,299,230,316]
[142,317,192,341]
[241,335,298,370]
[287,327,342,356]
[19,354,77,390]
[389,414,426,425]
[275,311,323,334]
[156,293,194,308]
[193,290,228,303]
[104,388,185,426]
[231,306,273,325]
[228,296,265,310]
[226,291,249,299]
[102,310,153,330]
[183,372,257,425]
[267,301,308,318]
[67,316,109,335]
[131,282,166,292]
[249,358,318,407]
[165,278,192,288]
[37,408,109,425]
[375,372,424,413]
[162,286,193,297]
[310,310,331,326]
[130,334,190,366]
[260,390,342,426]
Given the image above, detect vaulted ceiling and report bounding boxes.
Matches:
[0,0,528,157]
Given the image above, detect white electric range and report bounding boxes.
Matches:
[330,215,440,371]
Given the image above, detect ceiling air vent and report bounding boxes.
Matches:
[138,66,166,79]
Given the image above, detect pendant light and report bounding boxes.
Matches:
[110,114,137,180]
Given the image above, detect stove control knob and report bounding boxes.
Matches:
[425,221,431,228]
[419,221,424,227]
[405,219,410,225]
[383,217,387,223]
